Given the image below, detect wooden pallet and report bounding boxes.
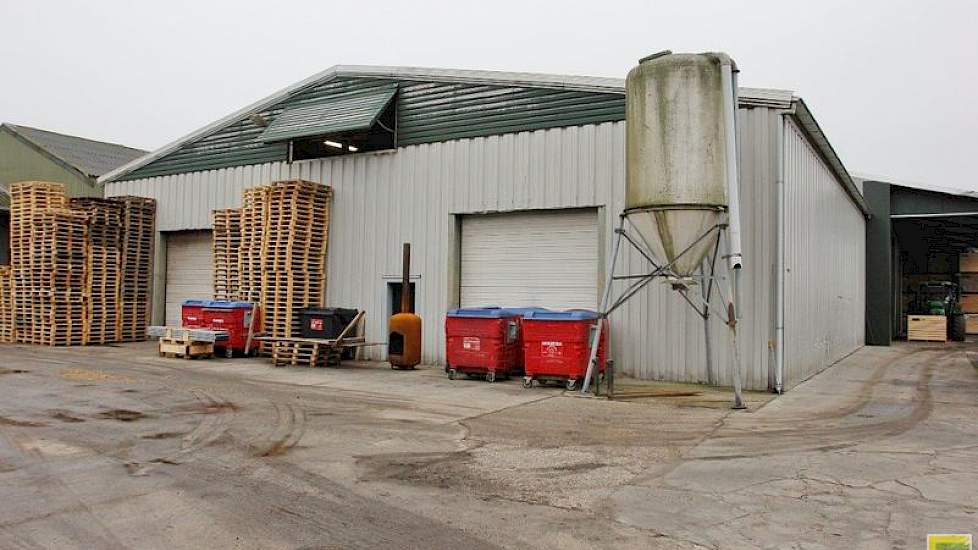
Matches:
[159,337,215,359]
[261,311,364,367]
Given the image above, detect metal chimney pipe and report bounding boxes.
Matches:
[401,243,411,314]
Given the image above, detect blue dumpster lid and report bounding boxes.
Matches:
[202,300,255,309]
[523,309,600,320]
[447,307,517,318]
[182,299,211,306]
[499,307,552,316]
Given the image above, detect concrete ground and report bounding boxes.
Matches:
[0,341,975,549]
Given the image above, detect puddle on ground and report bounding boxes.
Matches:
[49,410,85,423]
[0,416,46,427]
[141,431,184,440]
[0,368,29,375]
[19,438,88,457]
[200,402,238,414]
[97,409,148,422]
[174,401,239,415]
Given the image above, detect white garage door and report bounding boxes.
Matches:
[461,209,598,310]
[165,231,213,326]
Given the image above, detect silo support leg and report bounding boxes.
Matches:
[700,263,716,386]
[726,296,747,409]
[581,217,625,394]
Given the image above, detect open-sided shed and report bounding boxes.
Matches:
[864,179,978,344]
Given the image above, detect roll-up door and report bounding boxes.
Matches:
[165,231,213,326]
[460,209,598,310]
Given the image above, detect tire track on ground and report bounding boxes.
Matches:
[688,350,941,459]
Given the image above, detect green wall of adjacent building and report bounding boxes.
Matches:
[0,130,102,264]
[0,130,101,204]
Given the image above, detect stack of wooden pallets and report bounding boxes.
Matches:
[212,208,242,301]
[70,198,123,345]
[270,340,330,368]
[0,266,13,343]
[2,182,156,346]
[113,196,156,342]
[30,208,89,346]
[10,182,68,342]
[238,186,270,304]
[220,180,332,361]
[261,180,332,343]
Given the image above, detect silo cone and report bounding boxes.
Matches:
[625,52,732,278]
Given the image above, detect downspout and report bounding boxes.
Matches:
[774,111,787,394]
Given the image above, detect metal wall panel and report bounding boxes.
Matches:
[107,109,798,390]
[783,117,866,388]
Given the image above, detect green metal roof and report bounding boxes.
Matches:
[105,67,629,181]
[260,84,397,143]
[101,65,860,208]
[2,124,146,178]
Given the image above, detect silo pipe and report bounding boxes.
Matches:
[719,56,743,271]
[720,54,746,408]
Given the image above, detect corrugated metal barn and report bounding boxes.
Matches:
[101,65,869,391]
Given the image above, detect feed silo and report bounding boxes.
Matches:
[582,51,745,408]
[624,51,740,278]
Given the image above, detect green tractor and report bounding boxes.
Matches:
[914,281,965,341]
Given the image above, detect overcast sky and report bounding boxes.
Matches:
[2,1,975,189]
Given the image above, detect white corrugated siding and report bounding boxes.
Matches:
[460,209,598,310]
[783,118,866,388]
[106,108,849,391]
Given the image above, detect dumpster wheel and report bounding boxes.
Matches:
[486,371,496,383]
[522,376,533,389]
[565,378,577,391]
[448,368,457,380]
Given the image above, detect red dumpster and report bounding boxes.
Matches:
[181,300,209,328]
[201,301,261,357]
[498,307,550,375]
[522,309,608,390]
[445,308,520,382]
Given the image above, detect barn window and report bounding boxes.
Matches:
[259,83,397,160]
